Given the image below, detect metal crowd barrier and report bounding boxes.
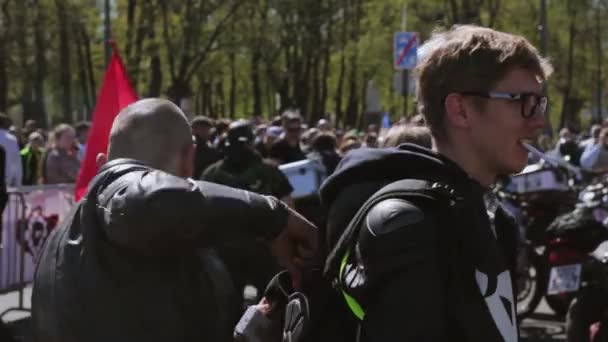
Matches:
[0,184,75,319]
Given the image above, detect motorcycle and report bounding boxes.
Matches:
[566,240,608,342]
[497,142,602,319]
[543,175,608,317]
[496,161,578,319]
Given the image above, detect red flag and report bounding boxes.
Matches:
[75,45,138,201]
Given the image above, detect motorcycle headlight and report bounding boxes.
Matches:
[581,191,596,203]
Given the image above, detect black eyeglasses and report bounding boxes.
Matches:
[460,91,548,119]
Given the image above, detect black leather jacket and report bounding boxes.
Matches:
[321,144,520,342]
[32,159,289,342]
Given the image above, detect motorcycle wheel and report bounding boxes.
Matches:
[516,247,544,320]
[546,293,575,318]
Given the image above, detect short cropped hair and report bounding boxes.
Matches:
[282,110,302,126]
[191,116,213,128]
[108,99,192,174]
[382,124,432,149]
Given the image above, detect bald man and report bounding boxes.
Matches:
[31,99,317,342]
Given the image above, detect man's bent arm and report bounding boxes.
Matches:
[98,168,288,255]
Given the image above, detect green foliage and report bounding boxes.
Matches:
[1,0,607,131]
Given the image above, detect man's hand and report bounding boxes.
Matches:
[270,207,318,290]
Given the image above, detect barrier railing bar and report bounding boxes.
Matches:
[1,192,31,319]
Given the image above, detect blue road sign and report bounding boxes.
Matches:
[394,32,417,70]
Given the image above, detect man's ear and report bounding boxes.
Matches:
[444,93,471,129]
[96,153,108,169]
[180,143,196,178]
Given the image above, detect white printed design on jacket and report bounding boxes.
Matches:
[475,269,517,342]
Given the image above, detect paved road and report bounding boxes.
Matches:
[521,298,566,341]
[1,286,568,341]
[1,287,32,342]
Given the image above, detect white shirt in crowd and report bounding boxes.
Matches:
[0,129,23,186]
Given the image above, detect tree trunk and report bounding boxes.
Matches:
[203,81,212,117]
[131,1,152,87]
[251,48,262,116]
[345,0,361,128]
[0,0,9,112]
[17,0,35,122]
[208,79,214,117]
[81,26,96,109]
[55,0,72,123]
[311,55,321,124]
[297,53,312,120]
[334,44,346,127]
[199,80,207,117]
[0,44,6,112]
[229,49,236,118]
[358,73,368,129]
[559,3,577,129]
[487,0,501,27]
[75,23,90,119]
[345,62,358,128]
[320,0,333,120]
[194,80,201,115]
[217,81,226,117]
[460,0,481,24]
[167,79,192,109]
[595,3,603,124]
[266,77,274,118]
[125,0,137,59]
[284,44,296,109]
[448,0,460,24]
[147,54,162,97]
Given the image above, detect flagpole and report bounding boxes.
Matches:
[104,0,111,67]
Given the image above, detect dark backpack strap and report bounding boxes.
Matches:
[324,179,460,279]
[323,179,463,321]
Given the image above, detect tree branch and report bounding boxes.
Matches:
[184,0,243,82]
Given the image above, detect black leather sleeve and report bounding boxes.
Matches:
[357,198,450,341]
[96,168,289,255]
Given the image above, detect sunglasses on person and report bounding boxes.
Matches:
[460,91,548,119]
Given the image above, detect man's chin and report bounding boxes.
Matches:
[500,160,528,177]
[509,163,528,175]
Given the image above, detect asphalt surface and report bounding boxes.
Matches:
[521,298,566,341]
[0,286,568,342]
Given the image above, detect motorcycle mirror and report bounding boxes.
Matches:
[521,142,583,180]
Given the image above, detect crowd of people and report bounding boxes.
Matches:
[1,106,605,196]
[1,23,607,342]
[0,108,435,190]
[0,115,90,186]
[538,123,608,172]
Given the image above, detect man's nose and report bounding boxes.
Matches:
[528,110,546,129]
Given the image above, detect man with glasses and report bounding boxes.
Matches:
[269,110,306,165]
[320,25,551,341]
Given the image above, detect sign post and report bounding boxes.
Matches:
[394,32,417,116]
[394,32,418,70]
